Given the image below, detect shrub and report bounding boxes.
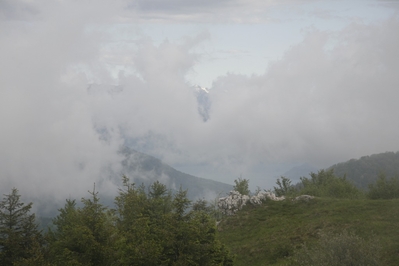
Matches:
[299,169,363,199]
[290,230,381,266]
[367,173,399,199]
[274,176,296,197]
[233,176,250,195]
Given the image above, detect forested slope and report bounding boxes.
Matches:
[329,151,399,189]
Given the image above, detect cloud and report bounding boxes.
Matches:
[0,0,212,204]
[206,18,399,169]
[94,16,399,186]
[0,0,39,21]
[125,0,318,23]
[1,0,399,204]
[0,0,127,203]
[111,17,399,181]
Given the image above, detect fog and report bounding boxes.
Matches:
[1,0,399,204]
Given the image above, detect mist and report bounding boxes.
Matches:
[1,0,399,203]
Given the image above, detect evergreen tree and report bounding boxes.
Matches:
[192,198,212,213]
[172,186,191,221]
[114,177,165,265]
[148,181,173,221]
[0,188,43,266]
[114,177,234,265]
[47,185,117,265]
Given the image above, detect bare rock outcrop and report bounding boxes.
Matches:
[293,195,315,201]
[218,191,250,216]
[218,190,285,215]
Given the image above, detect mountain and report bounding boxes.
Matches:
[119,147,233,200]
[328,151,399,189]
[35,147,233,227]
[193,85,211,122]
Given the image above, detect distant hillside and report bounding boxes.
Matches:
[35,147,233,222]
[119,147,233,200]
[328,151,399,189]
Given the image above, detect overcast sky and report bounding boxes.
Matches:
[1,0,399,200]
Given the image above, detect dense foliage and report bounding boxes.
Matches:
[279,159,399,200]
[0,179,233,266]
[0,188,45,266]
[273,170,363,199]
[273,176,295,197]
[233,177,250,196]
[330,151,399,189]
[367,173,399,199]
[297,169,363,199]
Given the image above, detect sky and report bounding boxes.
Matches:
[1,0,399,202]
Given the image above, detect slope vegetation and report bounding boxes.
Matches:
[329,151,399,189]
[217,198,399,265]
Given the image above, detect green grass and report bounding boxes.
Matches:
[216,198,399,265]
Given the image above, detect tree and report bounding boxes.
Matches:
[367,173,399,199]
[0,188,43,266]
[299,169,363,199]
[47,185,117,265]
[172,186,191,221]
[192,198,212,213]
[114,177,165,265]
[274,176,295,197]
[113,177,234,265]
[148,181,173,221]
[233,176,250,195]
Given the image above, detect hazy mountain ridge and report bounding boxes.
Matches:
[119,147,233,200]
[329,151,399,189]
[193,85,211,122]
[281,163,319,182]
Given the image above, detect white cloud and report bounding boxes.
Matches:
[1,0,399,201]
[205,19,399,169]
[120,18,399,178]
[0,0,127,202]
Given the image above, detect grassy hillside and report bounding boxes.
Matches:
[217,198,399,265]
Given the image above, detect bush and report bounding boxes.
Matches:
[368,173,399,199]
[299,169,363,199]
[274,176,296,197]
[290,230,381,266]
[233,176,250,195]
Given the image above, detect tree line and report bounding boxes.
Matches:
[0,176,233,266]
[3,169,398,265]
[330,151,399,189]
[232,168,399,200]
[272,169,399,200]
